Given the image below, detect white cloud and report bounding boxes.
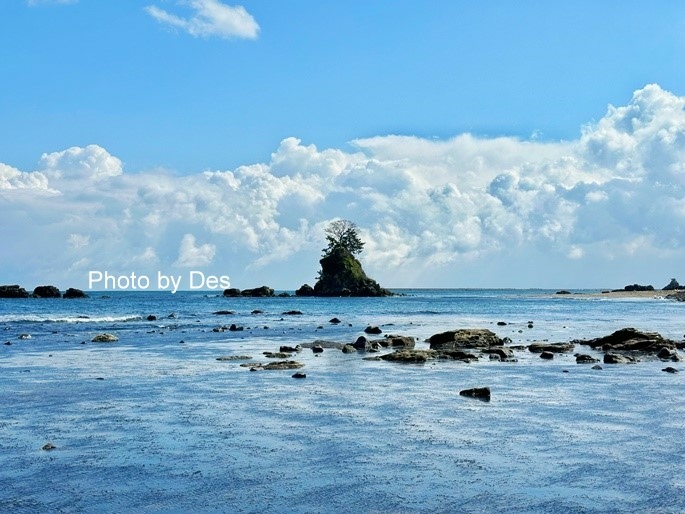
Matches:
[175,234,216,267]
[145,0,259,40]
[3,83,685,288]
[0,163,50,190]
[40,145,122,181]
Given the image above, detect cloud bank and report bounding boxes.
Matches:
[145,0,259,40]
[2,84,684,289]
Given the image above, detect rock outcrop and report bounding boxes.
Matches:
[428,329,505,350]
[295,284,315,296]
[663,278,684,291]
[241,286,274,297]
[32,285,61,298]
[64,288,88,298]
[312,247,392,297]
[612,284,654,292]
[574,328,676,353]
[0,285,30,298]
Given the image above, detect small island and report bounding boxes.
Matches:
[296,220,392,297]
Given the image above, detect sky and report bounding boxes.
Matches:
[1,0,685,291]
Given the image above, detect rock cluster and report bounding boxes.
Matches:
[574,328,682,363]
[223,286,275,297]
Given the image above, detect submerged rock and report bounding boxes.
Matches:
[603,353,637,364]
[380,349,436,363]
[216,355,253,361]
[262,360,305,370]
[662,367,679,374]
[575,354,600,364]
[528,342,575,353]
[292,372,307,379]
[364,326,383,335]
[91,333,118,343]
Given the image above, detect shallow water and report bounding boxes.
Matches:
[1,290,684,513]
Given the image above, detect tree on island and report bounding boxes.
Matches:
[295,219,391,297]
[323,219,365,256]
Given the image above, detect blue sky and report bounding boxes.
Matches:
[2,1,685,290]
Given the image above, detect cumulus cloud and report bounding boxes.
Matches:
[3,83,685,288]
[175,234,216,267]
[40,144,122,181]
[145,0,259,40]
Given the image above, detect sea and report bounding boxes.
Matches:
[1,289,684,513]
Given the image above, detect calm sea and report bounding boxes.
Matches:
[1,289,684,513]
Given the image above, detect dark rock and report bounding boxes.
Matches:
[216,355,252,361]
[429,329,505,350]
[91,333,118,343]
[353,336,368,349]
[64,288,88,298]
[223,288,241,297]
[295,284,315,296]
[280,345,301,353]
[0,285,30,298]
[663,278,684,291]
[436,349,479,362]
[380,349,436,363]
[213,310,234,315]
[341,344,357,354]
[657,347,677,360]
[603,353,637,364]
[282,310,303,315]
[146,315,157,321]
[459,387,491,401]
[483,347,515,360]
[497,321,507,326]
[540,351,555,360]
[329,317,342,324]
[311,345,324,353]
[241,286,274,297]
[364,326,382,335]
[375,335,416,349]
[312,247,392,297]
[301,340,345,349]
[41,442,56,451]
[228,324,243,331]
[591,365,603,370]
[556,290,571,295]
[666,291,685,302]
[251,310,263,314]
[576,354,600,364]
[292,372,307,379]
[32,285,61,298]
[575,328,676,354]
[277,292,291,297]
[662,367,679,373]
[263,352,292,359]
[527,323,534,329]
[528,342,575,353]
[262,360,304,370]
[613,284,654,292]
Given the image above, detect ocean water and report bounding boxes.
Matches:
[1,289,684,513]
